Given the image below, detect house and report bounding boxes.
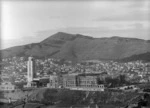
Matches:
[0,82,16,91]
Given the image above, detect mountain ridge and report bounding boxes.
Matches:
[0,32,150,62]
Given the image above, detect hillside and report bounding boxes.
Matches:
[6,88,146,108]
[119,52,150,62]
[1,32,150,62]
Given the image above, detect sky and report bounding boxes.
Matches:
[1,0,150,49]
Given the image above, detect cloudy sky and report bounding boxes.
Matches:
[1,0,150,49]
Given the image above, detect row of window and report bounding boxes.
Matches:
[66,84,104,88]
[79,81,96,84]
[0,86,15,90]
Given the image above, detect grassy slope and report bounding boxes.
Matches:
[2,88,150,108]
[1,32,150,61]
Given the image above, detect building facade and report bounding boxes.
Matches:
[62,73,104,91]
[63,74,77,88]
[0,82,16,91]
[48,75,59,88]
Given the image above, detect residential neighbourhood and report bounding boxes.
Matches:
[0,57,150,108]
[1,57,150,86]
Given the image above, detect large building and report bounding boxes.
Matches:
[145,65,150,74]
[62,73,105,91]
[63,74,78,88]
[48,75,59,88]
[48,74,63,88]
[77,74,99,87]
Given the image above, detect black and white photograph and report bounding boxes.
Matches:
[0,0,150,108]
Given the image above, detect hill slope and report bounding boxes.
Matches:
[1,32,150,61]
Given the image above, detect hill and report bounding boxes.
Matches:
[0,32,150,62]
[119,52,150,62]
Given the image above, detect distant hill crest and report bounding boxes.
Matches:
[1,32,150,62]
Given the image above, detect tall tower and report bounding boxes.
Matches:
[27,57,36,83]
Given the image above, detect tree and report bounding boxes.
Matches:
[119,75,127,86]
[97,78,104,84]
[105,77,120,87]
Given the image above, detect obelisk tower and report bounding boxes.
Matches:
[27,57,36,84]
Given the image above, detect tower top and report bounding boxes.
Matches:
[28,57,34,61]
